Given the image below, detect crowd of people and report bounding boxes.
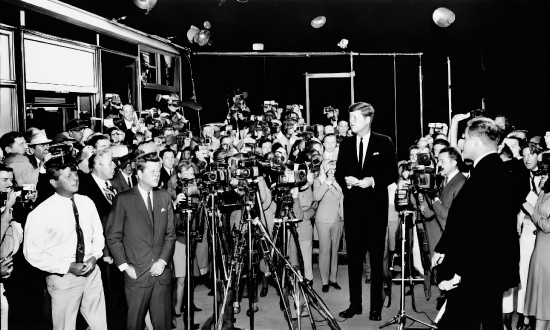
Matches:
[0,91,549,330]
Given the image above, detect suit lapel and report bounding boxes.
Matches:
[152,190,162,240]
[133,186,153,229]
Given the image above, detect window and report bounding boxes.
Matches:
[139,46,179,92]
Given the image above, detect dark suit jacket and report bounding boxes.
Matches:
[435,153,521,291]
[422,172,467,253]
[110,171,138,193]
[334,132,398,225]
[159,167,173,190]
[105,186,176,287]
[79,173,114,256]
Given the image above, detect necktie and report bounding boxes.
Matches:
[70,197,85,263]
[104,182,113,203]
[531,175,537,193]
[444,176,449,188]
[358,138,364,168]
[127,176,132,188]
[147,191,154,225]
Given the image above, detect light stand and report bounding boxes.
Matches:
[379,211,437,330]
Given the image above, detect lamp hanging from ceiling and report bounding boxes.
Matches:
[432,7,455,27]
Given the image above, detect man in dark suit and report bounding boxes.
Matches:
[78,149,122,313]
[432,117,521,330]
[335,102,398,321]
[420,147,467,256]
[110,158,138,193]
[106,153,176,330]
[159,148,176,189]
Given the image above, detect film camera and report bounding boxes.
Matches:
[470,109,488,118]
[49,143,73,160]
[323,106,339,119]
[175,179,202,211]
[0,184,37,205]
[406,153,437,192]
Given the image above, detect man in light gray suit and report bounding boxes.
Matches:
[314,160,344,293]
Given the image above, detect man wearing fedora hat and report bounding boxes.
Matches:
[66,118,91,147]
[28,130,52,173]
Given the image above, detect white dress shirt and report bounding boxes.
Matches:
[445,169,460,184]
[24,193,104,275]
[356,132,371,167]
[124,119,133,130]
[120,171,133,187]
[163,166,173,176]
[35,156,46,174]
[91,173,110,199]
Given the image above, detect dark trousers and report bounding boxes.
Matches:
[438,283,503,330]
[125,278,171,330]
[344,220,387,312]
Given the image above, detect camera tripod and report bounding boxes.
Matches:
[379,210,437,330]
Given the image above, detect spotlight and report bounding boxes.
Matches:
[432,7,455,28]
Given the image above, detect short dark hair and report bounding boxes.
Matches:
[408,145,420,153]
[159,148,175,159]
[439,147,465,170]
[46,160,77,181]
[433,139,450,148]
[466,117,502,145]
[136,153,160,172]
[0,164,13,174]
[0,131,24,154]
[348,102,375,119]
[521,142,543,155]
[86,134,109,148]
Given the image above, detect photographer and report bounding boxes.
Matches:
[1,164,22,329]
[313,160,344,293]
[421,147,466,258]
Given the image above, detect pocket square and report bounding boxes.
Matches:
[161,208,166,212]
[373,152,380,155]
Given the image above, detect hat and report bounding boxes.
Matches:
[111,94,121,105]
[28,129,52,145]
[53,132,75,143]
[66,118,90,132]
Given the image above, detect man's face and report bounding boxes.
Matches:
[317,125,324,135]
[164,129,174,137]
[138,161,161,188]
[180,167,195,180]
[494,116,506,130]
[522,148,538,171]
[437,152,457,177]
[95,139,111,151]
[323,135,337,153]
[183,150,191,160]
[338,121,349,135]
[311,143,323,154]
[162,151,176,170]
[31,143,50,161]
[261,142,273,156]
[52,167,79,194]
[70,129,85,143]
[349,111,369,135]
[409,148,420,162]
[324,126,335,135]
[7,137,28,155]
[433,144,445,158]
[111,130,125,143]
[0,171,14,192]
[122,105,134,122]
[96,154,116,180]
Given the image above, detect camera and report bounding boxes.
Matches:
[49,143,72,160]
[276,169,307,188]
[205,137,212,145]
[0,184,36,204]
[407,153,437,191]
[175,179,202,211]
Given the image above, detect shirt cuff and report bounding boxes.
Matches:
[118,263,128,272]
[158,259,167,266]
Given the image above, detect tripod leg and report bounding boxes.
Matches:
[298,285,316,330]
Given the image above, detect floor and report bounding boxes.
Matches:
[177,264,440,330]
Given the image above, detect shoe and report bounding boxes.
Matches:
[369,310,382,321]
[365,278,371,284]
[174,313,182,317]
[246,305,259,317]
[172,318,177,329]
[329,282,341,290]
[193,304,202,312]
[322,284,329,293]
[339,306,362,318]
[260,287,268,297]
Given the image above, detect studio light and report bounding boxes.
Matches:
[432,7,455,28]
[133,0,157,14]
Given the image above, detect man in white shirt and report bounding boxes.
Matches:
[24,160,107,330]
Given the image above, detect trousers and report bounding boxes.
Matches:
[46,267,107,330]
[316,222,343,284]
